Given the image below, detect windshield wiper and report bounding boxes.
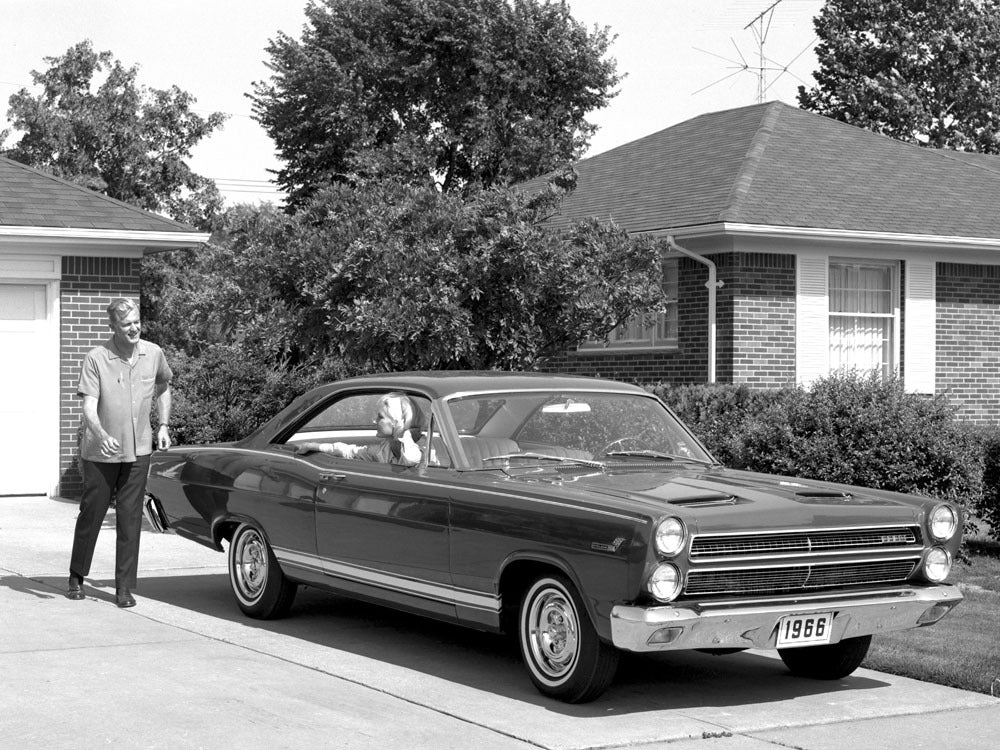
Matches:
[481,452,606,470]
[604,450,717,465]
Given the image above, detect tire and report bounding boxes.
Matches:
[778,634,872,680]
[228,522,297,619]
[518,574,619,703]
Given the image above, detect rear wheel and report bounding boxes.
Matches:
[518,574,619,703]
[778,635,872,679]
[228,523,296,619]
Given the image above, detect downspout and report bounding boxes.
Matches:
[666,236,724,384]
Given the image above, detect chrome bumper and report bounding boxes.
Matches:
[610,584,963,652]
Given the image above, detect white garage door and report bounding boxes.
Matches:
[0,284,53,495]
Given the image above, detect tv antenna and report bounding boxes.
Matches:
[694,0,816,103]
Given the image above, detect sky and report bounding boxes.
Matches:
[0,0,825,206]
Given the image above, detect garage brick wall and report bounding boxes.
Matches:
[937,261,1000,425]
[59,256,141,498]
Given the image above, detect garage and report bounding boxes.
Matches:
[1,155,209,499]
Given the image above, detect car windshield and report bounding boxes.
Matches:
[445,390,714,468]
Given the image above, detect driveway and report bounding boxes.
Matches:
[1,496,997,749]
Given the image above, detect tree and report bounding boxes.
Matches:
[2,40,228,224]
[251,0,620,207]
[151,177,666,374]
[798,0,1000,153]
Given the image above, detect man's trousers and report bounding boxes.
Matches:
[70,455,151,590]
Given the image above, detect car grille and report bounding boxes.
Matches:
[685,558,919,597]
[689,526,919,559]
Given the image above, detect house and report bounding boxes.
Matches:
[537,101,1000,424]
[0,156,209,498]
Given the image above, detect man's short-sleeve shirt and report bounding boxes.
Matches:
[77,338,173,463]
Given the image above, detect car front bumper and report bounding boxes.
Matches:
[610,584,963,652]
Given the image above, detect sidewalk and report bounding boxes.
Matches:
[2,495,998,750]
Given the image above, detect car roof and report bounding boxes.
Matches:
[319,371,650,400]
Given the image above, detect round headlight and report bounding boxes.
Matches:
[648,563,682,602]
[923,547,952,582]
[929,504,958,542]
[654,517,687,557]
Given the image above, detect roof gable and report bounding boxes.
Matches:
[538,102,1000,240]
[0,156,197,234]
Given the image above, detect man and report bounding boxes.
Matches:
[67,298,173,608]
[296,392,421,465]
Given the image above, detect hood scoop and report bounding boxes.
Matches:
[794,490,854,504]
[668,493,740,508]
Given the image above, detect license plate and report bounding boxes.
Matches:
[775,612,833,647]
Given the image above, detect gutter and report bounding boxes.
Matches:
[666,236,723,384]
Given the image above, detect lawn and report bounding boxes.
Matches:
[862,546,1000,696]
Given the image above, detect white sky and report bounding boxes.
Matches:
[0,0,824,206]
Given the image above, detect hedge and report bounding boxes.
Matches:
[652,372,997,543]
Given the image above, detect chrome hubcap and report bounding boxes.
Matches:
[236,531,267,598]
[527,588,579,679]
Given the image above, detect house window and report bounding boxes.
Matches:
[828,260,899,378]
[578,258,678,352]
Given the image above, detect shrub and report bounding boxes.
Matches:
[165,344,321,445]
[975,426,1000,540]
[654,373,985,537]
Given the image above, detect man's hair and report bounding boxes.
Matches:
[107,297,139,323]
[378,392,414,437]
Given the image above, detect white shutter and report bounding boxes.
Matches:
[904,260,936,394]
[797,255,829,387]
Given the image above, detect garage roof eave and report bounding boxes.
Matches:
[0,224,210,250]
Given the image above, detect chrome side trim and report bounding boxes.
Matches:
[273,547,501,613]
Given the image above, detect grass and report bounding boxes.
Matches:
[862,545,1000,695]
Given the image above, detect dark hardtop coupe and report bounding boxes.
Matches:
[146,372,963,703]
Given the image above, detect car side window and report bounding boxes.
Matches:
[286,393,381,444]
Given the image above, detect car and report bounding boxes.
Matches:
[144,372,964,703]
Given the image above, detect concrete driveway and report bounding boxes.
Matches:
[2,495,997,749]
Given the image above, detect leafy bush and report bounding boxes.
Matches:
[975,426,1000,540]
[165,344,320,445]
[653,373,985,537]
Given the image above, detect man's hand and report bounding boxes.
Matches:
[157,424,171,451]
[98,433,121,458]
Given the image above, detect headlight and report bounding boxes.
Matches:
[929,504,958,542]
[654,517,687,557]
[923,547,952,582]
[647,563,682,602]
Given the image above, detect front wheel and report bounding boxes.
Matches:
[518,574,619,703]
[778,635,872,680]
[228,522,297,619]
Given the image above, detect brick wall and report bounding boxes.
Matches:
[937,262,1000,424]
[540,257,709,384]
[59,256,141,497]
[541,252,796,388]
[718,252,796,387]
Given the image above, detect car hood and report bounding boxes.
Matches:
[501,464,927,532]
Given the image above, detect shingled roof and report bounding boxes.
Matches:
[537,101,1000,240]
[0,156,197,233]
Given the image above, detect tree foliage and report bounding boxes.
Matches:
[2,40,227,224]
[251,0,620,207]
[798,0,1000,152]
[151,177,667,374]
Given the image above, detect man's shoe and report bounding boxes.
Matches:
[115,589,135,608]
[66,576,85,601]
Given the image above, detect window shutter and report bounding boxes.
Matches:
[904,260,935,394]
[797,255,828,386]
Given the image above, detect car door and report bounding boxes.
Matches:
[284,390,456,620]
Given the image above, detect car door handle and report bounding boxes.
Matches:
[319,473,347,482]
